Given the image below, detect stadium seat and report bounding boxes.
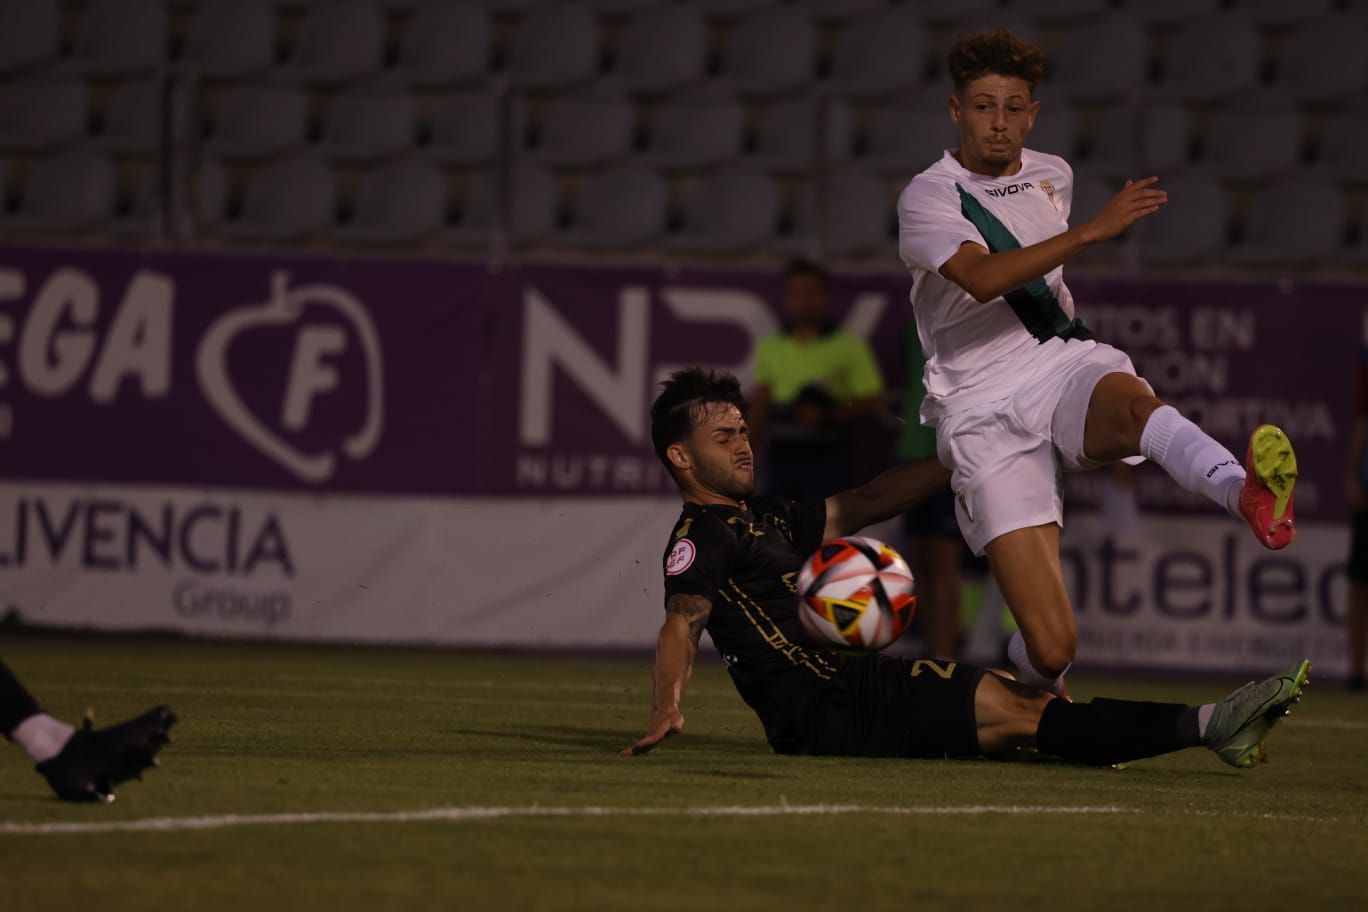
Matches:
[694,0,779,18]
[1048,13,1146,102]
[791,0,886,22]
[1068,170,1114,226]
[319,92,417,162]
[664,170,778,254]
[447,165,557,246]
[790,170,890,259]
[390,1,490,88]
[221,154,336,242]
[1229,178,1345,267]
[949,10,1039,49]
[1136,174,1228,266]
[717,7,816,97]
[1087,102,1193,178]
[0,0,58,74]
[556,164,666,249]
[1017,0,1108,23]
[194,158,228,230]
[182,0,276,80]
[749,98,852,172]
[1244,0,1334,27]
[1154,13,1260,102]
[527,92,634,168]
[612,5,707,95]
[1141,103,1192,173]
[586,0,670,15]
[334,157,446,245]
[204,85,308,160]
[0,151,116,234]
[920,0,995,23]
[506,4,599,90]
[1275,16,1368,105]
[110,165,159,236]
[827,7,926,98]
[1316,111,1368,184]
[1200,91,1300,182]
[865,104,957,176]
[1025,92,1079,160]
[277,1,385,86]
[427,91,500,165]
[475,0,555,12]
[642,97,743,170]
[67,0,166,77]
[92,80,160,156]
[1128,0,1219,27]
[0,79,88,152]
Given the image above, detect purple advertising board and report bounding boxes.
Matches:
[2,244,1363,523]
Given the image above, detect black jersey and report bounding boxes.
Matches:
[661,495,845,750]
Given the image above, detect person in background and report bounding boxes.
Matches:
[1345,353,1368,692]
[749,260,885,504]
[897,321,965,660]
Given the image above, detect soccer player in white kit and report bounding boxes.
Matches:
[897,29,1299,695]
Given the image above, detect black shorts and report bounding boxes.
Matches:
[1350,510,1368,582]
[795,654,985,759]
[902,487,960,540]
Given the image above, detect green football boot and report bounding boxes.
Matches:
[1204,660,1310,769]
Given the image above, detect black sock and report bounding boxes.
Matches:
[0,659,43,738]
[1036,697,1202,766]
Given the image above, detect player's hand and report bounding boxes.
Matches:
[620,707,684,757]
[1081,177,1168,244]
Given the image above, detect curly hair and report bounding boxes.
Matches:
[947,28,1047,92]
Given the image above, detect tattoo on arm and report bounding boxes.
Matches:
[666,594,712,646]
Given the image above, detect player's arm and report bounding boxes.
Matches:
[822,457,951,540]
[620,593,712,757]
[939,178,1168,304]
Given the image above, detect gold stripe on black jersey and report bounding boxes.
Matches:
[722,579,836,680]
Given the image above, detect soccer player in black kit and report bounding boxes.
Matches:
[622,369,1308,768]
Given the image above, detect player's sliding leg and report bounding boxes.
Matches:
[972,660,1310,767]
[1084,372,1296,550]
[983,524,1075,695]
[0,658,177,802]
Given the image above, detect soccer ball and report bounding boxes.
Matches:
[796,536,916,651]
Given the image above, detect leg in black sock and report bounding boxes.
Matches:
[0,659,43,738]
[1036,697,1203,766]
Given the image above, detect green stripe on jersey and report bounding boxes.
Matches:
[955,183,1093,344]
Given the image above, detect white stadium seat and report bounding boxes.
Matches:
[827,7,926,98]
[334,157,447,246]
[93,80,161,156]
[791,0,886,22]
[506,4,599,90]
[222,154,336,242]
[427,91,500,165]
[643,97,743,170]
[204,85,308,160]
[1201,91,1300,182]
[0,0,58,74]
[717,7,816,97]
[664,170,779,254]
[1316,110,1368,184]
[277,0,385,86]
[1276,15,1368,105]
[319,92,417,162]
[448,165,558,246]
[1229,178,1346,267]
[749,98,852,172]
[1137,174,1229,267]
[527,92,634,168]
[865,104,957,177]
[0,79,88,152]
[68,0,166,77]
[556,164,666,249]
[612,5,707,95]
[0,151,116,234]
[1154,12,1260,102]
[182,0,276,80]
[390,1,490,88]
[1048,13,1146,102]
[1244,0,1334,27]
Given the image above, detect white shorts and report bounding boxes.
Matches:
[935,341,1149,556]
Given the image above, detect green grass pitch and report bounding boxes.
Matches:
[1,634,1365,911]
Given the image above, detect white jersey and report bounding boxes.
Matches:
[898,148,1095,425]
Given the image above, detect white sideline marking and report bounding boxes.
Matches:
[0,804,1124,835]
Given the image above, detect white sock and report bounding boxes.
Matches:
[10,713,74,764]
[1138,405,1245,519]
[1007,630,1068,694]
[1197,703,1216,740]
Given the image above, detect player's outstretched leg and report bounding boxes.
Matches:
[1203,659,1309,768]
[1236,424,1298,551]
[37,706,177,802]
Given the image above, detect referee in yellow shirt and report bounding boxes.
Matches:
[749,260,884,502]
